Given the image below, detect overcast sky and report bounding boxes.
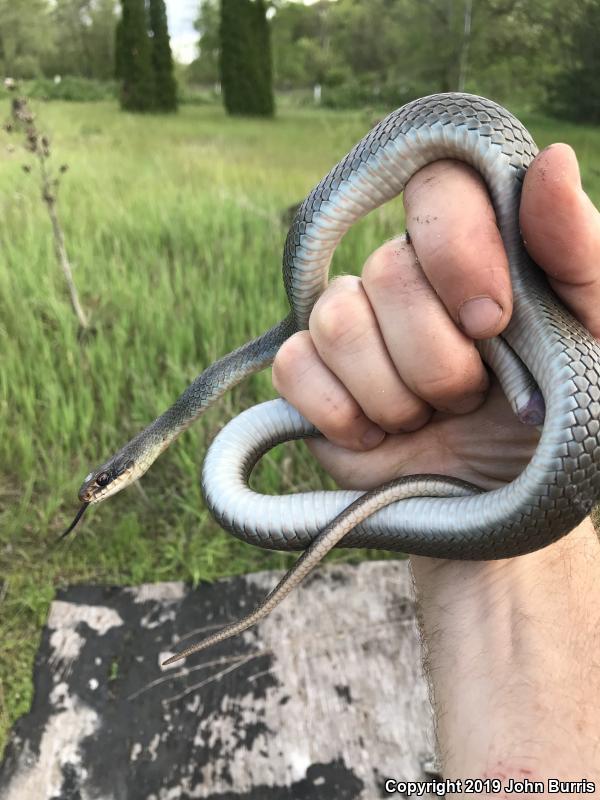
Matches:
[165,0,320,64]
[165,0,199,64]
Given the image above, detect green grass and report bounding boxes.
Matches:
[1,99,600,754]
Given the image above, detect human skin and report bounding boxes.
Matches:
[272,144,600,789]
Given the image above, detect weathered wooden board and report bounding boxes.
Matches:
[0,560,440,799]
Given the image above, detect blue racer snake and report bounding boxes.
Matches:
[66,93,600,665]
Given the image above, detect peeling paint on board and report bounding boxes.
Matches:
[0,561,439,799]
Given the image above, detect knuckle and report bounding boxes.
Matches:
[405,160,481,207]
[321,395,363,440]
[412,362,482,406]
[363,240,424,296]
[311,277,365,346]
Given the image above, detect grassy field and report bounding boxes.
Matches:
[1,98,600,754]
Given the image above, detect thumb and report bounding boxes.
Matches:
[520,143,600,337]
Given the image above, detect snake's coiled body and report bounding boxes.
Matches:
[81,93,600,663]
[197,93,600,561]
[125,94,600,665]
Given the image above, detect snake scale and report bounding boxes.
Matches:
[68,93,600,665]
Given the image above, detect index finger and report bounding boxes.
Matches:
[403,160,513,339]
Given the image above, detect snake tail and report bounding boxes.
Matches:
[162,476,479,666]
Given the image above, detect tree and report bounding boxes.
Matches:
[220,0,251,114]
[87,0,119,81]
[546,0,600,122]
[219,0,274,116]
[116,0,154,111]
[46,0,118,81]
[0,0,54,78]
[189,0,220,86]
[46,0,92,78]
[271,1,338,89]
[249,0,274,115]
[148,0,177,111]
[115,13,125,80]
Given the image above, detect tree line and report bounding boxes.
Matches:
[0,0,598,122]
[0,0,176,111]
[0,0,118,82]
[197,0,600,122]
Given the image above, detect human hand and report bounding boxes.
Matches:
[272,145,600,497]
[272,141,600,781]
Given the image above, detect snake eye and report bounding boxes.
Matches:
[96,472,111,487]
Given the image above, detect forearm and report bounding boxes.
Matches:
[411,517,600,790]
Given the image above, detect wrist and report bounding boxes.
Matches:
[410,517,600,781]
[410,516,600,596]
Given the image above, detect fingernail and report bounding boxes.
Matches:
[458,296,503,338]
[361,426,385,449]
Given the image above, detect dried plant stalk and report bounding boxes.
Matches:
[5,83,88,331]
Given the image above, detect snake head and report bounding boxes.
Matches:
[59,457,136,541]
[62,426,166,539]
[78,457,136,505]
